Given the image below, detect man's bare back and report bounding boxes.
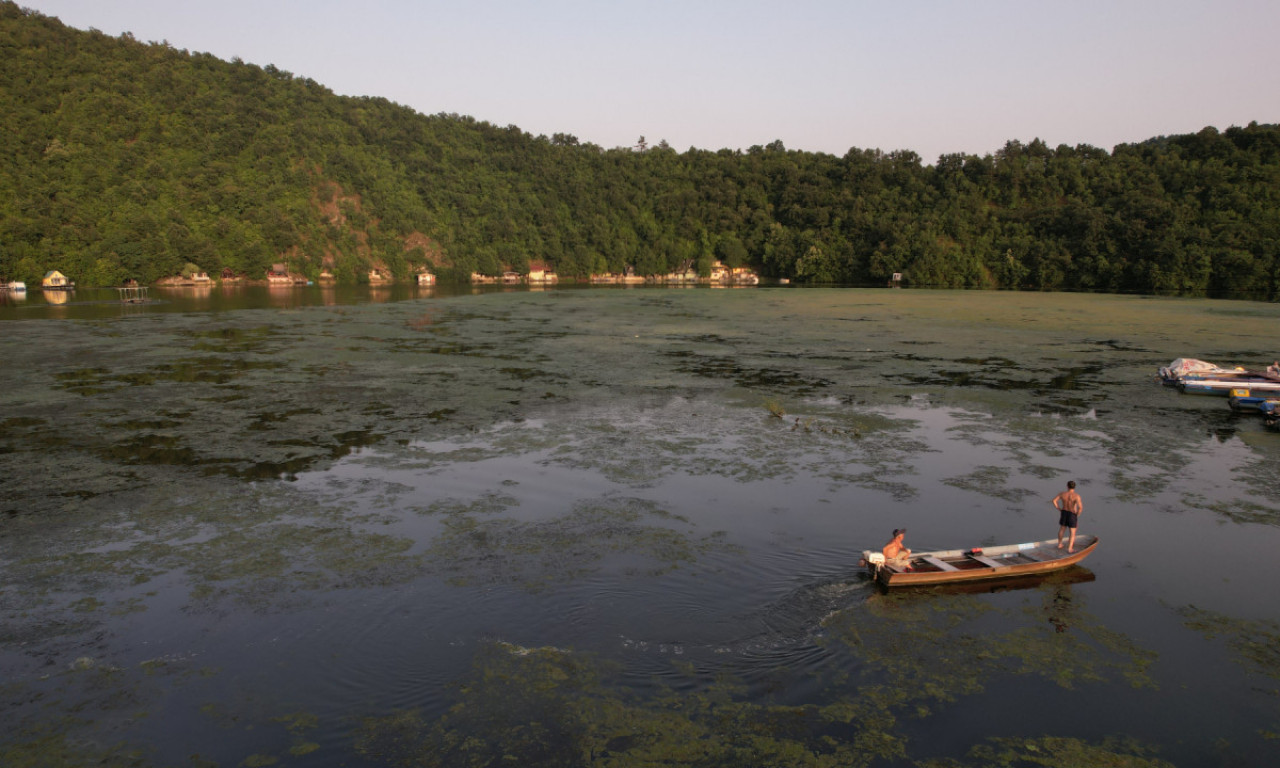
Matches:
[1053,480,1083,552]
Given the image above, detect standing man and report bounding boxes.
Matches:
[1052,480,1083,553]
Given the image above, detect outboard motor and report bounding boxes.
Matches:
[862,550,885,580]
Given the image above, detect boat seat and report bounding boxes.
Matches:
[919,555,958,571]
[969,555,1005,568]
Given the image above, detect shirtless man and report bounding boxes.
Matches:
[1052,480,1084,553]
[883,528,911,569]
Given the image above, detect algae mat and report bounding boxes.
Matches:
[2,286,1279,767]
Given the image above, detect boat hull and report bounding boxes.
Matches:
[1263,402,1280,430]
[866,536,1099,588]
[1180,379,1280,395]
[1229,394,1280,412]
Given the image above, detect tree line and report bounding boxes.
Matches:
[2,3,1277,297]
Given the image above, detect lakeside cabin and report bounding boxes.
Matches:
[156,271,213,286]
[587,266,646,285]
[416,271,436,286]
[41,270,73,290]
[709,261,759,285]
[368,269,391,284]
[590,267,645,285]
[266,264,293,284]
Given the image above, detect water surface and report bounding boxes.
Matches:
[2,286,1278,767]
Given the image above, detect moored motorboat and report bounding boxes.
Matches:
[1159,358,1280,387]
[861,536,1099,588]
[1158,358,1239,385]
[1180,378,1280,396]
[1228,392,1280,412]
[1262,401,1280,430]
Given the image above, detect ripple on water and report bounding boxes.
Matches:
[3,289,1280,767]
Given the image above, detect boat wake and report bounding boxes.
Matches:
[618,574,874,669]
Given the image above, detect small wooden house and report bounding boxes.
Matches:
[417,271,436,286]
[42,270,73,289]
[527,269,558,284]
[708,261,758,285]
[267,263,292,284]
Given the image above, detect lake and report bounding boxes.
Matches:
[2,285,1279,767]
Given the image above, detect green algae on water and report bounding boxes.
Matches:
[918,735,1178,768]
[4,288,1280,766]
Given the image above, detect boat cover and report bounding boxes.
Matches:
[1159,358,1250,380]
[1164,358,1227,377]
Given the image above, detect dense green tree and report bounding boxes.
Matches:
[0,3,1277,298]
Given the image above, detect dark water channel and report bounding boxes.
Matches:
[2,286,1279,767]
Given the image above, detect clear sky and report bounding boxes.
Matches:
[21,0,1280,163]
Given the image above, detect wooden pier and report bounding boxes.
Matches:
[117,286,150,304]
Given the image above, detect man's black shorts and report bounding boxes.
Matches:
[1058,509,1079,528]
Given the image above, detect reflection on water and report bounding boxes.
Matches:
[0,283,453,317]
[1,288,1279,767]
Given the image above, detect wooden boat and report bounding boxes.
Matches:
[889,565,1096,596]
[860,535,1099,588]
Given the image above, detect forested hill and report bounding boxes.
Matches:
[3,3,1278,295]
